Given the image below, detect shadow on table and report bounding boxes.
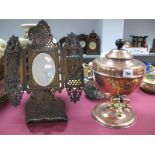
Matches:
[27,123,68,135]
[0,100,9,111]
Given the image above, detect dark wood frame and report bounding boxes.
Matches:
[86,30,100,55]
[77,34,88,53]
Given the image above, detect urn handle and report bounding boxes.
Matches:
[115,39,124,49]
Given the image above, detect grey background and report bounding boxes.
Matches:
[0,19,99,41]
[0,19,155,54]
[123,19,155,48]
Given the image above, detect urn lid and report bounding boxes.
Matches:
[106,39,133,60]
[92,39,145,78]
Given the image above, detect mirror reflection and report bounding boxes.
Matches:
[32,53,55,86]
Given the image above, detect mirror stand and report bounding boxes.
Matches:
[4,21,84,125]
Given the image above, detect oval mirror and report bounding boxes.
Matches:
[32,53,55,86]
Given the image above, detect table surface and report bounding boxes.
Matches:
[0,88,155,135]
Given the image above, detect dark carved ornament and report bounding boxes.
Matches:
[0,56,4,80]
[4,20,84,124]
[65,32,80,47]
[28,20,54,49]
[24,20,63,94]
[4,35,24,106]
[63,32,84,102]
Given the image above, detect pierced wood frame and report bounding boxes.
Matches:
[24,20,63,92]
[63,32,84,102]
[4,36,24,106]
[4,21,84,107]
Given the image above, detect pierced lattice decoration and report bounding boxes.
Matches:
[4,35,24,106]
[25,20,63,93]
[4,20,68,123]
[4,20,84,124]
[28,20,54,49]
[63,32,84,102]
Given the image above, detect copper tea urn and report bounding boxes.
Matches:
[91,39,145,128]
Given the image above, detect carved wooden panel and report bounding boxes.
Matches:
[4,36,24,106]
[25,20,63,93]
[63,32,84,102]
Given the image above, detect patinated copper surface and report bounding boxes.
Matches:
[140,77,155,94]
[92,40,145,95]
[93,57,144,78]
[94,74,143,95]
[92,101,136,129]
[91,39,145,128]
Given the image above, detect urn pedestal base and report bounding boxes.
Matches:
[92,101,136,129]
